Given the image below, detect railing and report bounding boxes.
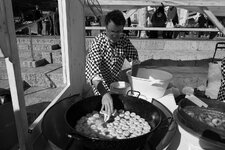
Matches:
[85,26,219,32]
[85,26,221,38]
[15,18,223,61]
[15,12,57,34]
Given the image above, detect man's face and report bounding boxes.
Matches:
[106,21,124,43]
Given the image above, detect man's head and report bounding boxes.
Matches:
[105,10,126,43]
[35,5,39,10]
[156,6,164,17]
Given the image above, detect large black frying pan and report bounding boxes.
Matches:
[65,94,162,150]
[176,97,225,145]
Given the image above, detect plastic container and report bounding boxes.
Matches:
[126,68,173,99]
[110,81,131,95]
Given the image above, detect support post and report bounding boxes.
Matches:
[0,0,31,149]
[201,7,225,36]
[29,26,34,61]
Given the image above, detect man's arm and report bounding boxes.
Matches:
[124,37,139,63]
[92,79,108,96]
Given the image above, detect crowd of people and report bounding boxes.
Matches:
[84,5,180,39]
[196,14,225,39]
[15,5,60,36]
[146,5,179,39]
[16,4,225,39]
[84,6,225,40]
[33,5,60,36]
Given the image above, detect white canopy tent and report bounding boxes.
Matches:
[85,0,225,18]
[0,0,225,149]
[96,0,225,16]
[85,0,225,34]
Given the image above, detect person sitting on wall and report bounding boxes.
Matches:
[165,6,179,39]
[147,5,167,39]
[52,7,60,35]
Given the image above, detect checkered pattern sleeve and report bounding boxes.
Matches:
[217,58,225,101]
[124,37,139,62]
[85,39,102,84]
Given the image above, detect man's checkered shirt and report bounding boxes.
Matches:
[85,32,139,95]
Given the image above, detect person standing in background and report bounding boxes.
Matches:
[53,7,60,35]
[197,13,207,38]
[33,5,43,35]
[85,16,92,36]
[122,10,132,36]
[148,5,167,38]
[165,6,179,39]
[45,16,53,35]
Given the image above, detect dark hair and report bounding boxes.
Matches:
[156,6,164,14]
[105,10,126,26]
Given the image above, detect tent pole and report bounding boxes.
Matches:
[201,7,225,36]
[0,0,32,149]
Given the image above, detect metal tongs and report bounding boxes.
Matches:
[100,109,117,122]
[182,86,208,108]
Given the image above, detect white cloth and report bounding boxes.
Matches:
[205,62,222,99]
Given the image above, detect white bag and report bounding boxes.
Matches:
[166,20,174,28]
[205,62,222,99]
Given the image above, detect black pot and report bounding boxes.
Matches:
[41,95,81,149]
[176,97,225,144]
[65,94,162,150]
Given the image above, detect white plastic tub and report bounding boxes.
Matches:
[126,68,173,99]
[110,81,131,95]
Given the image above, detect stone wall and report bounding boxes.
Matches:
[15,36,225,90]
[16,36,224,63]
[86,37,225,63]
[17,36,61,51]
[86,37,225,90]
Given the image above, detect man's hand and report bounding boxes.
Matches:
[92,79,114,121]
[100,93,114,119]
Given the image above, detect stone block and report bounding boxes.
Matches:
[22,58,47,68]
[51,44,61,50]
[0,70,8,80]
[17,38,30,44]
[18,44,29,50]
[33,44,52,51]
[41,50,61,64]
[52,53,62,64]
[32,59,47,67]
[42,51,52,63]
